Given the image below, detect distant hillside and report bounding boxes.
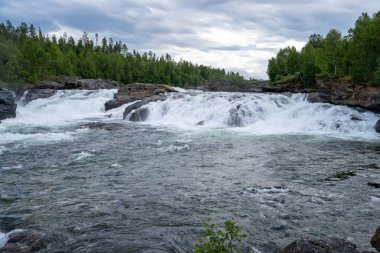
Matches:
[0,21,246,87]
[267,11,380,86]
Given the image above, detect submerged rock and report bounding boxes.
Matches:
[368,182,380,188]
[281,237,359,253]
[371,227,380,252]
[0,89,17,122]
[0,230,46,253]
[80,122,126,131]
[375,119,380,133]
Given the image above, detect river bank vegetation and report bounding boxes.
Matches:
[0,21,245,88]
[267,11,380,86]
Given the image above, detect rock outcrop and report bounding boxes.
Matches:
[281,237,359,253]
[105,83,176,111]
[371,227,380,252]
[21,76,121,103]
[0,89,17,122]
[25,76,120,90]
[0,230,46,253]
[307,78,380,113]
[204,78,380,114]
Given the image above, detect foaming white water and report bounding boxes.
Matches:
[7,89,116,127]
[132,92,379,139]
[0,89,116,147]
[72,151,95,161]
[0,146,6,156]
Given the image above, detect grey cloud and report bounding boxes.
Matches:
[0,0,378,79]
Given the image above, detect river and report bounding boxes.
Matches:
[0,89,379,252]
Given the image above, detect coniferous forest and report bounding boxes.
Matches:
[267,12,380,86]
[0,21,246,87]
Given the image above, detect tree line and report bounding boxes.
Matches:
[0,21,246,87]
[267,11,380,86]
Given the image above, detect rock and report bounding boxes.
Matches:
[123,95,166,120]
[80,122,126,131]
[22,89,56,103]
[129,107,150,122]
[0,230,46,253]
[368,182,380,188]
[375,119,380,133]
[228,107,243,127]
[371,227,380,252]
[350,116,362,121]
[106,83,176,111]
[281,237,359,253]
[196,120,205,126]
[0,89,17,122]
[204,80,263,92]
[27,76,120,90]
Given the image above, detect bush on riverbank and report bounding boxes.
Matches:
[193,219,250,253]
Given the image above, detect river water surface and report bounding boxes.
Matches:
[0,89,379,252]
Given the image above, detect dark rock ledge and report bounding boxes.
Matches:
[0,89,17,122]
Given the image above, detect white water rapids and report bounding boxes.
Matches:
[136,91,379,139]
[0,89,379,151]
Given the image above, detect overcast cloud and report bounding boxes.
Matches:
[1,0,379,79]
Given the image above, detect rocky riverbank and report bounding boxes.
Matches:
[204,78,380,114]
[1,77,379,131]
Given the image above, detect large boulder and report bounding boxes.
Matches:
[375,119,380,133]
[0,89,17,122]
[105,83,176,111]
[371,227,380,252]
[123,95,166,120]
[281,237,359,253]
[129,107,150,122]
[0,230,46,253]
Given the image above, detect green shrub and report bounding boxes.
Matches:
[193,219,250,253]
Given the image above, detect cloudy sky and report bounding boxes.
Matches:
[0,1,379,79]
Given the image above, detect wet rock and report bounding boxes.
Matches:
[196,120,205,126]
[123,95,166,120]
[129,107,149,122]
[350,116,362,121]
[22,89,56,103]
[26,76,120,90]
[281,237,359,253]
[371,227,380,252]
[375,119,380,133]
[0,89,17,122]
[80,122,126,131]
[0,230,46,253]
[106,83,176,111]
[368,182,380,188]
[228,107,243,127]
[204,80,263,92]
